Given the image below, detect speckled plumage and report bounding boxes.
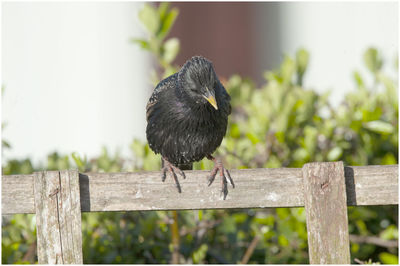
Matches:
[145,56,234,198]
[146,56,231,165]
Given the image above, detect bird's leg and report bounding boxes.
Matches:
[206,155,235,199]
[161,157,186,193]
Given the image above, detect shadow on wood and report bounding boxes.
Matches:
[79,173,91,212]
[344,166,357,206]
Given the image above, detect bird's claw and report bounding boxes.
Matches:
[161,169,167,182]
[207,156,234,200]
[225,169,235,188]
[207,175,215,187]
[161,158,186,193]
[207,166,218,186]
[220,178,228,200]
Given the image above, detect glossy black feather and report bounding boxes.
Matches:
[146,56,231,165]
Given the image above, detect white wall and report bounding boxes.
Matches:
[257,2,398,105]
[2,2,151,163]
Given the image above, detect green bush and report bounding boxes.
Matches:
[2,3,398,264]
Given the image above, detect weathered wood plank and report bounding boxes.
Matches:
[303,161,350,264]
[345,165,399,205]
[34,170,83,264]
[2,174,35,213]
[80,167,303,211]
[58,170,83,264]
[34,171,63,264]
[2,165,398,214]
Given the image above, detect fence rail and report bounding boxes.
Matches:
[2,164,398,214]
[2,162,398,264]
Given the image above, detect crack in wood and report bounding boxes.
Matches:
[34,170,83,264]
[321,181,330,190]
[6,166,398,214]
[49,187,59,197]
[56,171,64,264]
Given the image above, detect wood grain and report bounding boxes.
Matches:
[2,165,398,214]
[303,161,350,264]
[34,170,83,264]
[79,167,303,212]
[344,165,399,205]
[2,174,35,214]
[34,171,63,264]
[58,170,83,264]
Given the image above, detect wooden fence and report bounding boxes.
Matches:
[2,162,398,264]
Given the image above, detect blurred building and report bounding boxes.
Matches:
[170,3,258,81]
[171,2,398,93]
[2,2,398,163]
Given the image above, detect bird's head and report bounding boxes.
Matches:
[179,56,219,110]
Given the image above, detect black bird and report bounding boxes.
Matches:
[146,56,234,199]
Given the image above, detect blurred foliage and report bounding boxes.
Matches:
[132,2,180,85]
[218,46,398,169]
[2,2,398,264]
[2,86,11,157]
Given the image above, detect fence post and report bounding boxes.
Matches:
[34,170,83,264]
[302,161,350,264]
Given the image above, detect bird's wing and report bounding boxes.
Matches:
[146,73,178,121]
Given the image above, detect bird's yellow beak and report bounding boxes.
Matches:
[202,88,218,110]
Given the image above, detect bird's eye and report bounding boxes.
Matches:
[189,84,200,93]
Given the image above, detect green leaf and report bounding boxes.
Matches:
[131,39,150,50]
[229,123,241,139]
[281,55,296,84]
[138,3,160,35]
[327,147,343,161]
[71,152,87,172]
[379,252,398,264]
[363,120,394,134]
[381,153,397,165]
[2,139,11,149]
[380,225,398,240]
[364,47,383,73]
[351,243,360,254]
[162,37,180,64]
[192,244,208,264]
[246,132,260,144]
[296,49,309,73]
[275,131,285,143]
[157,2,169,19]
[353,71,364,88]
[356,220,368,235]
[278,235,289,247]
[293,148,308,161]
[296,48,309,85]
[158,6,179,40]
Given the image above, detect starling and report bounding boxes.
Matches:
[146,56,234,199]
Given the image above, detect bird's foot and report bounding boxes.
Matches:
[206,155,235,200]
[161,157,186,193]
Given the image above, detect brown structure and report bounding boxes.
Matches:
[170,2,257,81]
